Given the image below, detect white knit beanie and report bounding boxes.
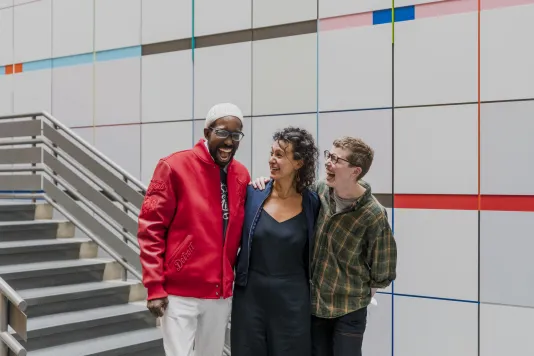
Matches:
[205,103,244,128]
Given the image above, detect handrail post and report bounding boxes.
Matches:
[0,295,8,356]
[52,123,59,187]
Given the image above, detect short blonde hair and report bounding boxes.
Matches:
[333,136,374,180]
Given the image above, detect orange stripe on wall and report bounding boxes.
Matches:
[394,194,534,212]
[4,64,22,75]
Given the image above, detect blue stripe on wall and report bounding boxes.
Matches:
[373,5,415,25]
[0,66,4,75]
[24,59,52,71]
[95,46,142,62]
[53,53,94,68]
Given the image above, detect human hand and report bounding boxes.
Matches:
[249,177,270,190]
[147,297,168,318]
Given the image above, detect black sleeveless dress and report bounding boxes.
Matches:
[231,209,310,356]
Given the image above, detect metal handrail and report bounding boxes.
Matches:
[0,278,27,313]
[41,111,147,193]
[39,137,140,215]
[0,117,142,259]
[0,332,26,356]
[0,112,146,356]
[41,166,140,247]
[44,196,143,281]
[0,111,148,194]
[0,278,27,356]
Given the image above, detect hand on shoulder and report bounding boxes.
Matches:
[249,176,270,190]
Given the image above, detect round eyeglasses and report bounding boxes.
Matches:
[324,150,354,165]
[209,128,245,142]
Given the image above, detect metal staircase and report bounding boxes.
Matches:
[0,112,165,355]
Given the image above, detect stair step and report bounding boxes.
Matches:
[19,280,140,317]
[0,220,74,241]
[0,203,52,222]
[27,327,163,356]
[0,238,95,265]
[0,259,118,290]
[17,303,155,350]
[0,238,90,250]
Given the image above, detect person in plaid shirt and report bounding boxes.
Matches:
[252,136,397,356]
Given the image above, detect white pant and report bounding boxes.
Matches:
[161,295,232,356]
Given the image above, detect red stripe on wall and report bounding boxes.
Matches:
[481,195,534,212]
[395,194,478,210]
[394,194,534,212]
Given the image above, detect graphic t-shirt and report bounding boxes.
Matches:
[220,168,229,240]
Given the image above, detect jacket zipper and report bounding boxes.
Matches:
[219,165,227,299]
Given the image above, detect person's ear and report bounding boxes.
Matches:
[203,128,210,140]
[352,166,362,179]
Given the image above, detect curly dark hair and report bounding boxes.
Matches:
[272,126,319,193]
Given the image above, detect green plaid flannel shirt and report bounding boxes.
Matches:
[310,180,397,318]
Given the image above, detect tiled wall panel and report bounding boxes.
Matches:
[0,1,533,354]
[14,0,52,63]
[0,0,12,9]
[0,8,13,66]
[14,70,52,113]
[481,5,534,101]
[395,12,477,106]
[394,104,478,195]
[394,297,478,356]
[480,211,534,308]
[95,0,141,51]
[141,0,191,44]
[480,100,534,195]
[252,34,317,116]
[394,208,478,301]
[319,0,391,18]
[195,0,251,36]
[253,0,317,28]
[95,58,141,126]
[194,43,252,118]
[94,125,141,179]
[0,75,13,115]
[141,51,192,123]
[319,25,392,111]
[52,63,94,127]
[52,0,94,58]
[480,304,534,356]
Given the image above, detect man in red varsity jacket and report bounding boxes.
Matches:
[137,103,250,356]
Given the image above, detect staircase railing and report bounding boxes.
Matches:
[0,278,27,356]
[0,111,148,356]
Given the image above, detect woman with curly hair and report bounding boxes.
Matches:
[231,126,320,356]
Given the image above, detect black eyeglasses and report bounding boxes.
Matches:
[324,150,354,165]
[209,128,245,142]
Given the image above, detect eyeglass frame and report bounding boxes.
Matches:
[208,127,245,142]
[324,150,357,166]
